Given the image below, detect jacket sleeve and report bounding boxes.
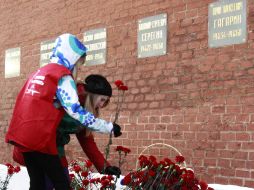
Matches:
[76,130,110,173]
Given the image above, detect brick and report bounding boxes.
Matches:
[137,132,149,139]
[138,102,149,109]
[137,116,148,124]
[229,178,244,186]
[218,159,230,168]
[244,180,254,188]
[184,132,196,140]
[148,132,160,140]
[250,152,254,160]
[214,177,229,184]
[236,114,250,123]
[236,133,251,141]
[171,115,184,123]
[204,158,216,167]
[236,170,250,178]
[127,102,138,109]
[226,105,241,113]
[149,101,160,109]
[221,132,236,141]
[212,106,225,114]
[161,115,171,123]
[231,160,246,168]
[196,132,208,140]
[207,167,220,175]
[228,142,242,150]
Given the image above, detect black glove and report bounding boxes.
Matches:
[105,166,121,178]
[113,123,122,137]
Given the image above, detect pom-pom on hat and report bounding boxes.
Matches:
[84,74,112,97]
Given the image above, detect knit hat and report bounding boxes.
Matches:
[84,74,112,97]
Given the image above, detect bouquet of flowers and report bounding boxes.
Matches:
[121,155,214,190]
[69,159,116,190]
[0,163,21,190]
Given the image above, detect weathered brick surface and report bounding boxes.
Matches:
[0,0,254,188]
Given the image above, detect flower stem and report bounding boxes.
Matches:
[103,131,113,173]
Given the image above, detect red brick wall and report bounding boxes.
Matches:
[0,0,254,187]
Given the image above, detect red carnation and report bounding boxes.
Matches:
[121,173,132,185]
[7,167,14,175]
[114,80,124,87]
[123,147,131,154]
[149,155,156,162]
[85,160,93,168]
[199,180,208,190]
[119,85,128,91]
[175,155,185,163]
[100,178,110,186]
[139,155,147,161]
[107,175,114,181]
[82,179,89,186]
[73,165,81,173]
[115,146,123,151]
[14,166,21,173]
[81,171,88,177]
[148,169,156,177]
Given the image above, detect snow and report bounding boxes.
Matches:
[0,165,29,190]
[0,165,253,190]
[209,184,254,190]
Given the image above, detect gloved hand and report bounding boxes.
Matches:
[113,123,122,137]
[105,166,121,178]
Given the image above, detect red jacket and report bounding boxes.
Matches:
[6,64,71,155]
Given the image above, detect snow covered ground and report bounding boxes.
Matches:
[0,165,253,190]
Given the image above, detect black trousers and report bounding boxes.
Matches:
[23,152,70,190]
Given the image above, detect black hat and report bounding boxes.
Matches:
[84,74,112,97]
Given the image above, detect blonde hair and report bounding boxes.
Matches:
[83,92,100,136]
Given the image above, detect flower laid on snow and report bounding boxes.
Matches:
[115,146,131,169]
[121,155,214,190]
[0,163,21,190]
[69,159,116,190]
[69,159,93,189]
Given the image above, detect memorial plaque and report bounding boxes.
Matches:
[40,39,55,67]
[5,47,21,78]
[208,0,246,48]
[83,28,107,66]
[138,13,167,58]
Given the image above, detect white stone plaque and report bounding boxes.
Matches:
[138,13,167,58]
[40,39,55,67]
[5,47,21,78]
[83,28,107,66]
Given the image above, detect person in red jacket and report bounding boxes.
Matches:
[45,74,121,189]
[6,34,122,190]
